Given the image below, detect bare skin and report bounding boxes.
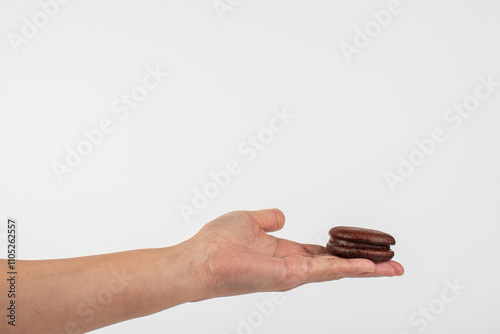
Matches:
[0,209,404,333]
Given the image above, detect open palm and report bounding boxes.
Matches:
[191,209,404,299]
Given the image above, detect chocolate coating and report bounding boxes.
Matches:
[329,237,390,251]
[326,226,396,263]
[329,226,395,245]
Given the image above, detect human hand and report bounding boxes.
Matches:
[185,209,404,300]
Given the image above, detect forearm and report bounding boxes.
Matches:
[1,240,206,333]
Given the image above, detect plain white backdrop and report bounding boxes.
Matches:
[1,0,499,333]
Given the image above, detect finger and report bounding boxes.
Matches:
[354,260,405,278]
[302,244,328,256]
[246,208,285,232]
[272,239,327,257]
[326,257,377,278]
[296,256,377,284]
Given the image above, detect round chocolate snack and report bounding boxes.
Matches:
[326,226,396,263]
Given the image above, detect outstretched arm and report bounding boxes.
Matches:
[0,209,404,333]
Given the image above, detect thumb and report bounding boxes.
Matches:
[246,208,285,232]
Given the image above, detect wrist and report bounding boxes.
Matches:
[160,239,212,304]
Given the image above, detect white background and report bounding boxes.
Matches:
[1,0,499,333]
